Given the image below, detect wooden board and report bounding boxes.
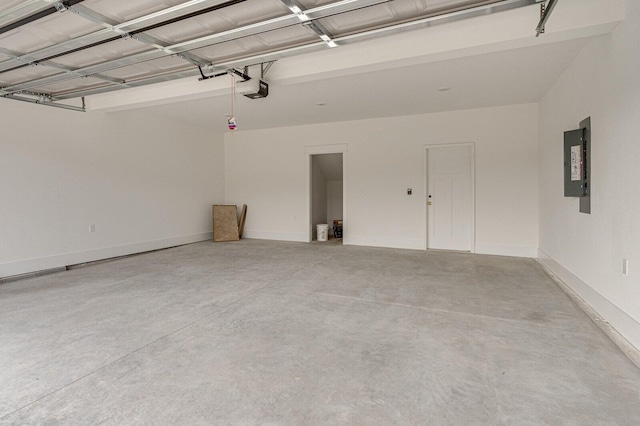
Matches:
[212,205,239,242]
[238,204,247,238]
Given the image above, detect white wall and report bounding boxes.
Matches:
[225,103,538,256]
[311,156,328,240]
[0,101,225,278]
[538,1,640,350]
[327,180,343,236]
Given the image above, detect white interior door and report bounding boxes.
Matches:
[427,145,473,251]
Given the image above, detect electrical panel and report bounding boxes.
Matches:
[563,117,591,214]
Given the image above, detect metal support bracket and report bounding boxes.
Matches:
[2,92,86,112]
[536,0,557,37]
[197,61,275,82]
[54,2,69,12]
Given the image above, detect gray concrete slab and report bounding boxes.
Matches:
[0,240,638,424]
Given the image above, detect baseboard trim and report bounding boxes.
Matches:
[347,235,425,250]
[537,249,640,368]
[0,232,212,279]
[242,230,308,243]
[475,244,537,258]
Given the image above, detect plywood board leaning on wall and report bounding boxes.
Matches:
[212,205,240,242]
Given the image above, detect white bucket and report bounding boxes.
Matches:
[316,224,329,242]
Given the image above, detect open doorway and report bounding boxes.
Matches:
[310,153,343,243]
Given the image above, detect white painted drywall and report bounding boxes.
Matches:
[327,180,343,236]
[225,103,538,255]
[311,156,328,240]
[0,101,224,278]
[538,0,640,350]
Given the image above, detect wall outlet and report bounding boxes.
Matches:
[622,258,629,276]
[90,224,96,233]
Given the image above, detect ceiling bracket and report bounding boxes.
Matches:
[303,21,338,48]
[38,94,53,103]
[260,61,275,79]
[231,68,251,81]
[198,65,214,81]
[281,0,310,22]
[197,66,234,81]
[198,61,274,82]
[54,2,69,13]
[538,3,545,34]
[536,0,557,37]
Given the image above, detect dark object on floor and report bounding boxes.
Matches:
[333,219,343,239]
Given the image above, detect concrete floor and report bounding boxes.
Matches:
[1,240,639,425]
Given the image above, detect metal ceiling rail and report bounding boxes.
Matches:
[0,0,392,97]
[55,0,541,100]
[336,0,542,44]
[0,0,239,73]
[0,45,131,90]
[52,0,542,101]
[67,3,211,68]
[49,41,332,99]
[0,0,248,97]
[0,1,120,89]
[0,0,86,36]
[145,0,393,54]
[0,0,247,97]
[0,0,50,27]
[42,61,130,87]
[2,93,85,112]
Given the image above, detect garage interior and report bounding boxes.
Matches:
[1,0,639,423]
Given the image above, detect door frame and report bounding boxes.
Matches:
[423,142,476,252]
[305,144,348,243]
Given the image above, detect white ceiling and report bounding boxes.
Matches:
[137,36,589,132]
